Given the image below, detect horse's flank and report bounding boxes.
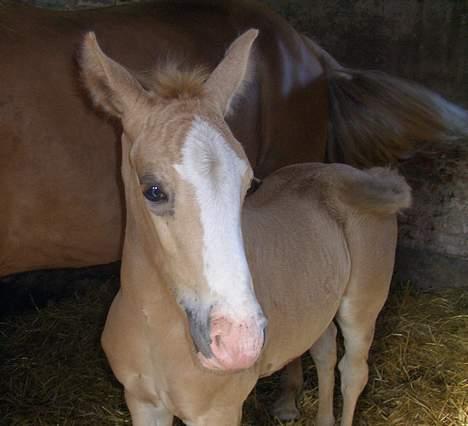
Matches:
[0,1,328,277]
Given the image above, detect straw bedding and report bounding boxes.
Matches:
[1,279,466,425]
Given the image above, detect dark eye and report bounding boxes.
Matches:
[143,185,168,203]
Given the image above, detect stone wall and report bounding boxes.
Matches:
[16,0,468,288]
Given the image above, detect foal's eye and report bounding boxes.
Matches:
[143,185,168,203]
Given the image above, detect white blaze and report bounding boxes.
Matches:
[174,117,256,316]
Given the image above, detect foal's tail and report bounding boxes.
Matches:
[336,166,412,216]
[302,36,468,167]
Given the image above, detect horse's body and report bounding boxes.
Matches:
[1,0,466,279]
[81,30,411,425]
[0,1,328,277]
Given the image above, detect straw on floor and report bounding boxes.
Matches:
[1,279,466,425]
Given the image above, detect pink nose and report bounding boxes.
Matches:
[198,315,265,371]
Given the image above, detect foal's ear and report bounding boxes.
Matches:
[205,29,258,117]
[80,32,147,119]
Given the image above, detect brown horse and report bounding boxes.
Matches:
[81,29,411,425]
[0,0,466,278]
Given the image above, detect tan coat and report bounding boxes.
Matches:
[81,30,411,426]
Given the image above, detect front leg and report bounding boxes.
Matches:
[125,391,173,426]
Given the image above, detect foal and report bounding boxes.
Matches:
[81,30,411,425]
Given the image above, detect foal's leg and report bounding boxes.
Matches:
[270,357,304,420]
[336,215,395,425]
[125,391,173,426]
[336,308,374,426]
[309,322,337,426]
[336,299,382,426]
[271,322,338,423]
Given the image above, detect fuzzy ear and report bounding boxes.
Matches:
[205,29,258,116]
[80,32,147,118]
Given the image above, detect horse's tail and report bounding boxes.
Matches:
[339,166,412,215]
[315,164,411,216]
[302,36,468,167]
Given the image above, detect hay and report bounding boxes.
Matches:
[1,281,466,425]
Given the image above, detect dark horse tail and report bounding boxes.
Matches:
[302,36,468,167]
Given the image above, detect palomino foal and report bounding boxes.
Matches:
[81,30,411,425]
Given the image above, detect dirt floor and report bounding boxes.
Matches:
[1,277,466,425]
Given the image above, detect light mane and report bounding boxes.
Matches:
[139,62,209,101]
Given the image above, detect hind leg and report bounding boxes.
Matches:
[270,357,303,420]
[309,322,337,426]
[336,214,395,425]
[271,322,338,424]
[336,296,385,426]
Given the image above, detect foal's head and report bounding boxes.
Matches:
[81,30,266,371]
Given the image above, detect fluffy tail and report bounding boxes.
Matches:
[303,36,468,167]
[337,166,412,215]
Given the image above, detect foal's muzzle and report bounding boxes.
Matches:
[186,306,267,372]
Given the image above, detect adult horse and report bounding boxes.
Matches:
[0,0,466,278]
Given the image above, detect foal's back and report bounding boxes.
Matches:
[243,163,411,376]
